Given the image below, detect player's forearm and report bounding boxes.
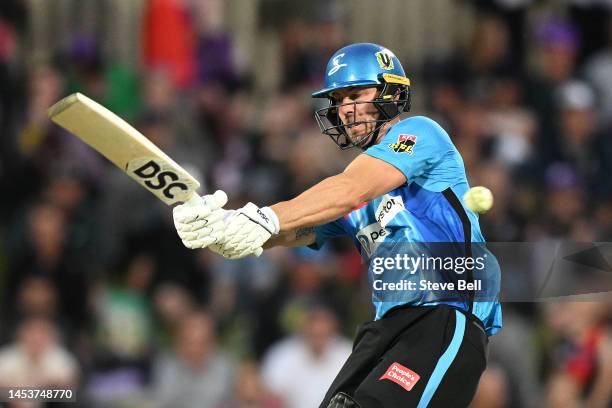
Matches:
[271,174,365,232]
[264,227,316,248]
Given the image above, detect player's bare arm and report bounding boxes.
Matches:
[264,227,316,248]
[270,153,406,233]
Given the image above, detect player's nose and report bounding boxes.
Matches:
[338,99,355,121]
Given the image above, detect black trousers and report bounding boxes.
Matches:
[320,305,488,408]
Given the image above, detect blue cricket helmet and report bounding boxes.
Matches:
[312,43,411,150]
[312,43,407,98]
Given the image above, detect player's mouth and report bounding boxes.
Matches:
[346,127,372,147]
[345,121,366,131]
[348,122,372,138]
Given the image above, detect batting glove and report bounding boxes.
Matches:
[173,190,229,249]
[214,203,280,259]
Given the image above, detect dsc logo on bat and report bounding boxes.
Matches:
[127,158,196,203]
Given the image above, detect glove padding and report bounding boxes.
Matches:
[214,203,280,259]
[173,190,228,249]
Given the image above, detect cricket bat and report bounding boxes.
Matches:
[48,93,200,205]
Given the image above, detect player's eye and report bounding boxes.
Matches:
[330,89,360,104]
[351,90,373,102]
[329,94,342,104]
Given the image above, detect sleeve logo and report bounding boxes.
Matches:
[388,134,417,154]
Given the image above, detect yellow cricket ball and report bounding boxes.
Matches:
[463,186,494,214]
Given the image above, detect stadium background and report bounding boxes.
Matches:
[0,0,611,406]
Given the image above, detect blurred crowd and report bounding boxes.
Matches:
[0,0,611,407]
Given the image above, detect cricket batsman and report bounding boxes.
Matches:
[172,43,502,407]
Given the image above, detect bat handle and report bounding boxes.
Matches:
[180,190,228,209]
[181,191,201,205]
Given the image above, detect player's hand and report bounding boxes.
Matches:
[208,242,256,259]
[173,190,229,249]
[214,203,280,259]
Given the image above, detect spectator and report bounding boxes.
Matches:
[0,316,78,388]
[554,80,612,198]
[544,302,612,408]
[526,18,580,167]
[86,253,155,405]
[261,303,351,408]
[222,360,283,408]
[0,275,59,344]
[142,0,197,88]
[153,282,197,346]
[6,201,91,332]
[486,76,537,168]
[470,365,510,408]
[152,310,235,408]
[584,29,612,127]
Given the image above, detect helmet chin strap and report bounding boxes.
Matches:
[356,119,390,150]
[359,127,380,150]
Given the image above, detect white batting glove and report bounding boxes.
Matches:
[215,203,280,259]
[173,190,228,249]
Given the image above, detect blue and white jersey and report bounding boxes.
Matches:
[311,116,502,336]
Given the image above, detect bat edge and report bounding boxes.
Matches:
[47,92,83,119]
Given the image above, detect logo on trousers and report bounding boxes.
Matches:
[379,362,420,391]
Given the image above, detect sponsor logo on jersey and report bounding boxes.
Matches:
[357,234,370,255]
[356,223,389,257]
[375,50,394,70]
[375,194,405,227]
[389,134,417,154]
[354,194,404,256]
[379,362,420,391]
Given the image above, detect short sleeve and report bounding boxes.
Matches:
[365,116,452,184]
[308,219,347,250]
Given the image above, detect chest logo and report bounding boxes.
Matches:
[376,194,405,227]
[356,223,389,257]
